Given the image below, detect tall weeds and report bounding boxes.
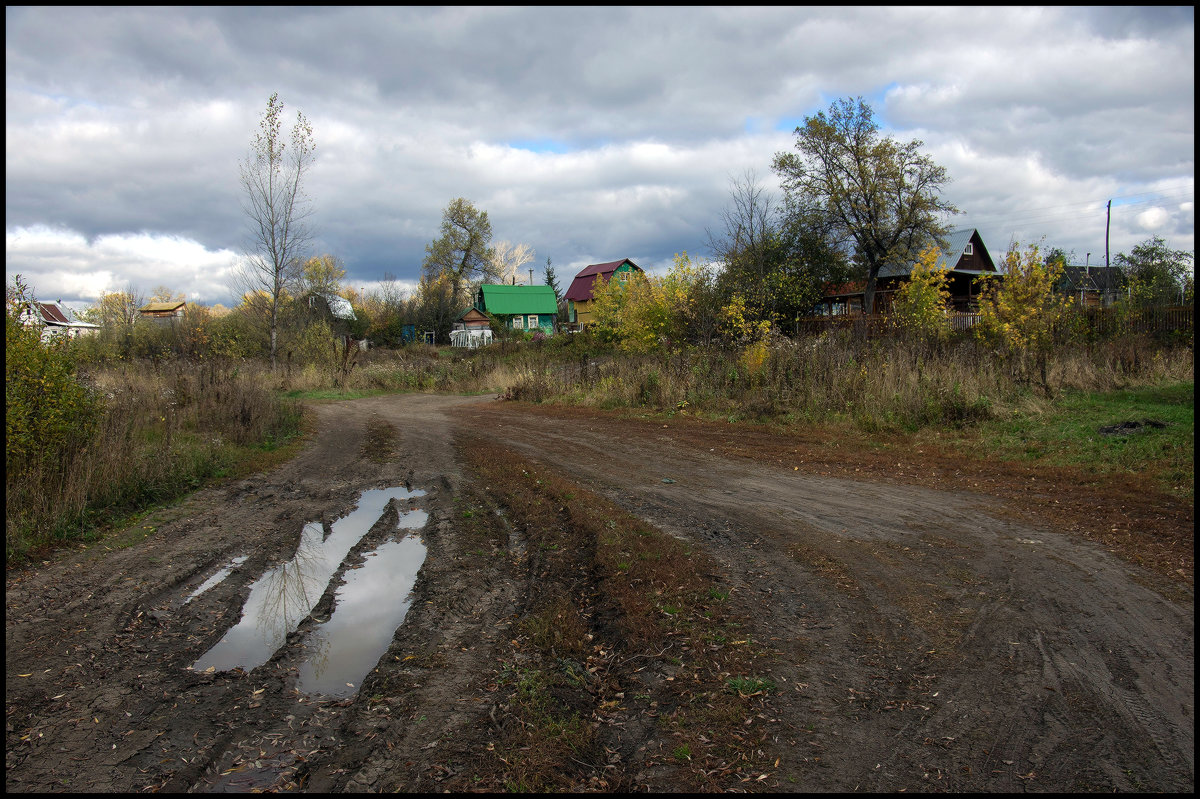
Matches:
[503,330,1193,430]
[6,359,302,559]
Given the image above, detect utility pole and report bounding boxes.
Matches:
[1105,200,1111,267]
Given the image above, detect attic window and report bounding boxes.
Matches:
[617,270,629,282]
[963,243,974,256]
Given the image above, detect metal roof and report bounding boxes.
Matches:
[35,302,71,325]
[478,284,559,315]
[564,258,641,302]
[1059,265,1124,293]
[877,229,981,279]
[324,295,356,321]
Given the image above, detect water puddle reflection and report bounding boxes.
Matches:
[191,487,425,674]
[296,515,427,697]
[184,556,248,604]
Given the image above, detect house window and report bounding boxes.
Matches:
[617,270,629,282]
[512,316,523,330]
[528,314,539,329]
[963,243,974,256]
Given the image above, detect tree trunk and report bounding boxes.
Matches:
[863,270,878,315]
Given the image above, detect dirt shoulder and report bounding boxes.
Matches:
[6,393,1194,792]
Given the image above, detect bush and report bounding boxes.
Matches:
[6,277,100,472]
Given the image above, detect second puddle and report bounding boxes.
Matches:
[295,510,427,697]
[192,487,425,674]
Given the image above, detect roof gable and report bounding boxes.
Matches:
[35,302,71,325]
[457,307,490,323]
[564,258,641,302]
[878,229,996,279]
[478,284,559,315]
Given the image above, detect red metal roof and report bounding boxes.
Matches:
[36,302,71,324]
[564,259,640,302]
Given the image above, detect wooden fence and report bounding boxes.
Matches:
[796,304,1193,341]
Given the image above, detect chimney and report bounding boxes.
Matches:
[529,268,534,286]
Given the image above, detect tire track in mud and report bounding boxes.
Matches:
[455,400,1194,792]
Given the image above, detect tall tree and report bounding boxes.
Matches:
[543,257,565,322]
[772,97,957,313]
[234,92,316,370]
[301,254,347,297]
[707,170,778,318]
[422,198,497,304]
[81,284,145,327]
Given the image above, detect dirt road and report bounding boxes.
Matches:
[6,393,1194,792]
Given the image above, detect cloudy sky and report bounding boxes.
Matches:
[6,6,1194,310]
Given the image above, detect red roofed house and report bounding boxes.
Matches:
[21,301,101,342]
[564,258,642,326]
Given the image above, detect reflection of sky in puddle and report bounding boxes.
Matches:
[297,518,427,697]
[191,487,425,673]
[184,556,248,604]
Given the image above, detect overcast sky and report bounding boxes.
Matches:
[6,6,1194,310]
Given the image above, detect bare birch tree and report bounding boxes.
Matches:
[489,240,536,285]
[234,93,316,369]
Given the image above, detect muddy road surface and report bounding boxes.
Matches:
[6,393,1193,792]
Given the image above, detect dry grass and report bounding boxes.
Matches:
[503,332,1193,433]
[6,358,303,560]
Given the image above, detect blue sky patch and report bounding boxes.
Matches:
[508,138,571,154]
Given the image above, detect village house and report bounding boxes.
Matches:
[20,300,101,342]
[816,229,999,316]
[564,258,642,326]
[472,284,559,335]
[1057,264,1125,307]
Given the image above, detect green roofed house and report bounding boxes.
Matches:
[474,284,559,334]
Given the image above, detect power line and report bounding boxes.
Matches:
[963,193,1193,230]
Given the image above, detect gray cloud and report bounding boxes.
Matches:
[5,6,1193,307]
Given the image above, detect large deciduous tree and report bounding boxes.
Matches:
[1114,236,1194,306]
[234,93,316,370]
[422,198,497,304]
[772,97,957,314]
[301,254,347,298]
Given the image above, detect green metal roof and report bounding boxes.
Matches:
[479,284,559,315]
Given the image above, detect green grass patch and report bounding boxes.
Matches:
[957,381,1193,499]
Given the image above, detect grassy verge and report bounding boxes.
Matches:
[459,436,778,791]
[944,381,1193,500]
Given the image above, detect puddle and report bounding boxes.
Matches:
[191,487,425,674]
[183,556,248,604]
[296,513,427,697]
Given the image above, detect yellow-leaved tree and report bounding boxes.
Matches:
[589,253,713,353]
[974,242,1078,391]
[891,246,951,343]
